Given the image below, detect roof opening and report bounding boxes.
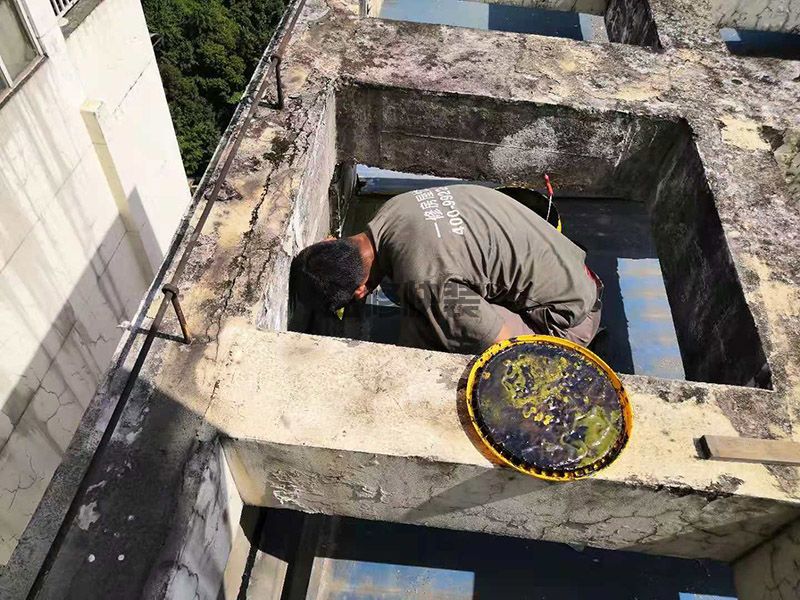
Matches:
[363,0,661,48]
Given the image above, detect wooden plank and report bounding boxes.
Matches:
[697,435,800,466]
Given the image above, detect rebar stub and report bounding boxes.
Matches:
[465,335,632,481]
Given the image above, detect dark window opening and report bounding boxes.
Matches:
[239,509,738,600]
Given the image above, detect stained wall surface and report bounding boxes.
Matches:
[0,0,190,567]
[734,518,800,600]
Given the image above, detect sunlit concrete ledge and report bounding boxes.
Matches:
[205,327,800,563]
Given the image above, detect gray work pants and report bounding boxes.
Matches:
[493,274,603,348]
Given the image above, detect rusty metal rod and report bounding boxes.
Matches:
[272,54,284,109]
[162,283,191,344]
[29,0,308,592]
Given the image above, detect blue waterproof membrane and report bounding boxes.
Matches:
[556,199,684,380]
[378,0,606,42]
[617,258,684,379]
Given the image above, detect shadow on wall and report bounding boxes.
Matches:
[0,186,160,567]
[25,368,238,599]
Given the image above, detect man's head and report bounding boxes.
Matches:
[290,236,373,314]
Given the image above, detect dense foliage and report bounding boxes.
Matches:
[142,0,287,178]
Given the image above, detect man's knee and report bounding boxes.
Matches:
[564,307,602,347]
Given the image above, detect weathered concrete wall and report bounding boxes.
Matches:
[144,440,243,599]
[470,0,608,11]
[713,0,800,34]
[734,518,800,600]
[646,124,770,388]
[0,0,189,568]
[337,85,677,198]
[209,328,800,562]
[605,0,661,47]
[257,92,338,330]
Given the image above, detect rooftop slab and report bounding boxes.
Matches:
[24,0,800,597]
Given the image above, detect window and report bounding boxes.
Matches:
[0,0,40,90]
[50,0,80,18]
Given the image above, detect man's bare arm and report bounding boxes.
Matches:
[492,321,515,346]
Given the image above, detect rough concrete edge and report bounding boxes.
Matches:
[222,435,800,562]
[60,0,106,38]
[0,8,292,595]
[334,72,703,148]
[222,423,797,507]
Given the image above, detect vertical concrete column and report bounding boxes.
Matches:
[80,99,155,282]
[734,518,800,600]
[363,0,384,17]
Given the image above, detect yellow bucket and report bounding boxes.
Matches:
[464,335,632,481]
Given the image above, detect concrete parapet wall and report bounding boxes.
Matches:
[208,328,800,562]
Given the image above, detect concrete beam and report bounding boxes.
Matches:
[206,328,800,562]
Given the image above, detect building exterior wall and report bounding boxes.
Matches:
[0,0,190,565]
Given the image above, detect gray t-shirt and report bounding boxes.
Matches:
[367,184,596,353]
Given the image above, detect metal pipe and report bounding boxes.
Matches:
[272,55,284,110]
[29,0,308,593]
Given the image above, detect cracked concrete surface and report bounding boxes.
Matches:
[735,517,800,599]
[713,0,800,34]
[17,0,800,598]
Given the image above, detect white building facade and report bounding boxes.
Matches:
[0,0,189,567]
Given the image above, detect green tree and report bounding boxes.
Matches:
[142,0,286,177]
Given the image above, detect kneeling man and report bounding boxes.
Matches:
[290,184,602,354]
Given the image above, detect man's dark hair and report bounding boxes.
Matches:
[289,239,365,314]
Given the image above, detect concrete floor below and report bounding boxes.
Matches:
[239,508,738,599]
